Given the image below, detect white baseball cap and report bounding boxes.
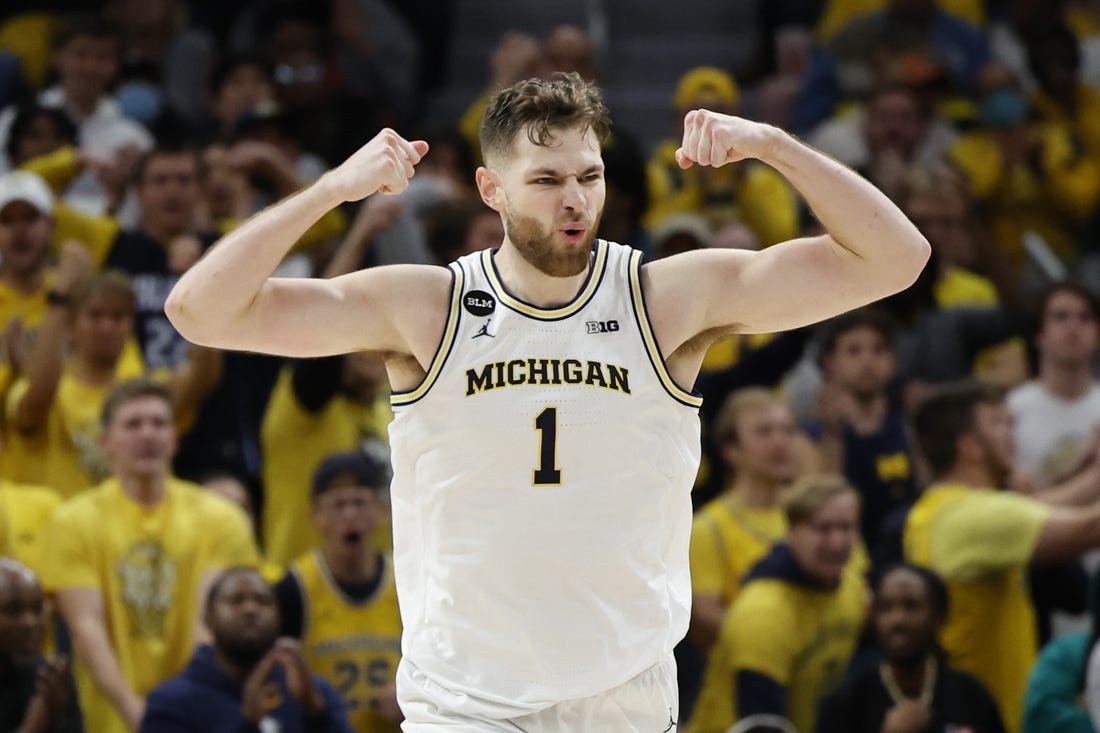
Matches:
[0,171,54,217]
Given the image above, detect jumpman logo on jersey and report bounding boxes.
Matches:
[472,320,496,339]
[662,708,676,732]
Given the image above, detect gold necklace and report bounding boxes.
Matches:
[880,656,937,707]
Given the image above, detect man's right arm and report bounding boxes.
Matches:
[11,243,93,435]
[56,588,145,731]
[165,130,445,361]
[1032,503,1100,563]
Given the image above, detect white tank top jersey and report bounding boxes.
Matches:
[387,239,702,714]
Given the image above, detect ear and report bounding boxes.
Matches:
[475,167,503,213]
[720,441,741,471]
[955,432,980,465]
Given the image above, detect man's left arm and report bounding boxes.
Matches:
[646,111,930,348]
[726,587,800,721]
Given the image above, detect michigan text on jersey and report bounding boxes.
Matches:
[465,358,630,396]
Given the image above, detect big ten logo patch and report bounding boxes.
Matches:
[585,320,619,334]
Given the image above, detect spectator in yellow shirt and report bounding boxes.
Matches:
[1027,22,1100,160]
[906,380,1100,731]
[0,171,143,407]
[41,379,260,733]
[690,474,869,733]
[5,255,219,497]
[949,63,1100,270]
[689,388,808,652]
[646,67,800,246]
[276,451,404,732]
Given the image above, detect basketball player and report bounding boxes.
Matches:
[165,74,930,731]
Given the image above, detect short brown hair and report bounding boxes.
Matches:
[912,379,1005,477]
[479,72,611,166]
[100,378,173,429]
[69,269,135,316]
[818,306,896,361]
[713,387,785,445]
[783,474,859,527]
[133,144,202,188]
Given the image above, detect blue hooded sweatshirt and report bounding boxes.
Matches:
[140,645,355,733]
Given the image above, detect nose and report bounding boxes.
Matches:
[16,607,40,631]
[561,178,585,211]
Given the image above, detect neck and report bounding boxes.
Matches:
[61,85,99,118]
[119,472,168,506]
[141,220,184,247]
[72,353,119,387]
[493,241,591,308]
[730,476,781,509]
[0,267,45,296]
[848,391,887,433]
[322,545,379,585]
[212,647,252,682]
[888,653,932,697]
[1039,358,1094,400]
[937,462,996,489]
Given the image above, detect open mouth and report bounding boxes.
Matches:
[560,227,587,243]
[342,530,363,546]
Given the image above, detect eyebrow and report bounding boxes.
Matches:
[527,165,605,178]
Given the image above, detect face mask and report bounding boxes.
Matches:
[117,81,163,124]
[980,89,1029,128]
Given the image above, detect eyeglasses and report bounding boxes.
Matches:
[274,63,324,85]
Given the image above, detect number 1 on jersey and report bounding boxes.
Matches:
[533,407,562,485]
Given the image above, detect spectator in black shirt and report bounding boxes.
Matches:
[816,564,1004,733]
[0,558,77,733]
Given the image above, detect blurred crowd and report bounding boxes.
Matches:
[3,0,1100,732]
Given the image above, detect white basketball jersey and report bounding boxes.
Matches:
[387,240,701,713]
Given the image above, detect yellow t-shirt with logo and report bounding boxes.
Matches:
[904,483,1050,733]
[690,493,787,605]
[291,550,402,733]
[40,477,259,733]
[689,554,868,733]
[261,366,391,567]
[3,357,144,497]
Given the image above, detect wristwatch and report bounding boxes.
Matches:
[45,290,71,306]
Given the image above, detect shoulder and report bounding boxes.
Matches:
[145,672,198,710]
[174,480,249,523]
[1007,380,1041,408]
[733,577,800,618]
[943,666,999,697]
[694,497,726,525]
[822,664,879,705]
[0,483,61,511]
[935,9,987,38]
[105,230,163,269]
[53,485,110,522]
[1036,631,1090,667]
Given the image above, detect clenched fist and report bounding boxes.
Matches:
[323,129,430,203]
[675,110,780,169]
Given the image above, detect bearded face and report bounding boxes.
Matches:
[503,200,599,277]
[486,124,606,278]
